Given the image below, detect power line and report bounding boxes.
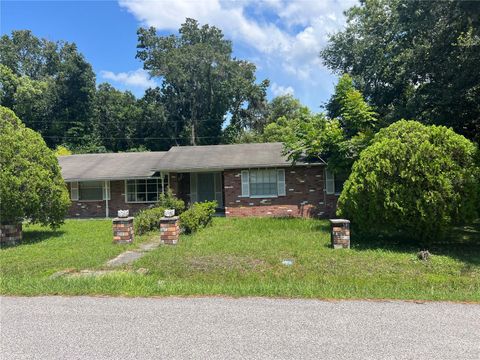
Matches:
[24,119,229,124]
[40,135,222,140]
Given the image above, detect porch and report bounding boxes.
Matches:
[172,172,224,208]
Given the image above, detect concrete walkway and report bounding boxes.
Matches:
[1,296,479,360]
[105,238,161,267]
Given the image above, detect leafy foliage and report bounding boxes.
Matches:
[54,145,72,156]
[0,31,96,149]
[267,77,377,174]
[134,207,165,236]
[0,107,70,227]
[338,120,480,243]
[137,18,268,146]
[321,0,480,142]
[156,188,186,215]
[179,201,217,234]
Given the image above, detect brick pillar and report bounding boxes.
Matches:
[160,216,180,245]
[329,219,350,249]
[0,223,22,246]
[113,217,134,244]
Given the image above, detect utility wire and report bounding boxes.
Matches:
[24,119,228,124]
[40,135,222,140]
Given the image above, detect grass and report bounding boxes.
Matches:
[0,219,155,294]
[1,218,479,301]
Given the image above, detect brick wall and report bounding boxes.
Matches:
[67,180,154,218]
[224,166,338,218]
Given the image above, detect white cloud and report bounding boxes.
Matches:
[119,0,291,54]
[100,68,157,89]
[271,82,294,97]
[118,0,355,103]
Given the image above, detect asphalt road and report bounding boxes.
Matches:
[1,296,479,360]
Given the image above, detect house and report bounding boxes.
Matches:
[58,142,342,218]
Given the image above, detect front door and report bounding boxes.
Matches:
[197,173,215,202]
[190,172,223,207]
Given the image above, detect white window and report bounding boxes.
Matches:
[325,169,335,195]
[325,168,347,195]
[126,174,169,203]
[70,182,79,201]
[241,169,286,198]
[78,181,104,201]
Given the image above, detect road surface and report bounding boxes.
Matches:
[1,296,479,359]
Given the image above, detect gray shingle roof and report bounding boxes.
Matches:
[58,143,324,181]
[156,142,322,171]
[58,152,167,181]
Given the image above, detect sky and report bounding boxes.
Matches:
[1,0,356,111]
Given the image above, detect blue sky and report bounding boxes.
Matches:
[1,0,356,111]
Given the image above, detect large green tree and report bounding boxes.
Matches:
[136,18,268,145]
[321,0,480,142]
[0,107,70,228]
[136,87,170,151]
[0,31,96,148]
[93,83,140,152]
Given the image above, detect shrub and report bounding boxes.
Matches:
[156,188,185,215]
[338,120,479,243]
[179,201,217,234]
[134,207,165,235]
[0,107,70,228]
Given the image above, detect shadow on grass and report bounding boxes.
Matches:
[1,229,65,249]
[350,220,480,266]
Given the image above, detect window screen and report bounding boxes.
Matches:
[249,169,278,196]
[78,181,103,201]
[126,174,169,203]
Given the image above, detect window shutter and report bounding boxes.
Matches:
[241,170,250,197]
[103,181,111,200]
[325,169,335,195]
[277,169,286,196]
[190,173,198,204]
[70,181,79,201]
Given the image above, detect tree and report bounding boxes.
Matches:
[93,83,140,152]
[275,77,376,173]
[54,145,72,156]
[224,94,312,144]
[0,107,70,228]
[136,18,267,145]
[338,120,480,243]
[0,31,96,149]
[321,0,480,142]
[136,87,170,151]
[326,74,377,137]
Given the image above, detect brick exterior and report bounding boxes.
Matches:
[67,180,155,218]
[112,217,134,244]
[66,167,338,219]
[224,166,338,218]
[329,219,350,249]
[160,216,180,245]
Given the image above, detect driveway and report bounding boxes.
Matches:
[1,296,479,359]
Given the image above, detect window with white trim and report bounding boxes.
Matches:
[126,174,169,203]
[78,181,104,201]
[325,168,347,195]
[241,169,286,197]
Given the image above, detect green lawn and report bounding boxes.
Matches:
[1,218,479,301]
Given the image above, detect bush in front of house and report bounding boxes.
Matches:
[156,188,185,215]
[337,120,480,243]
[179,201,217,234]
[134,207,165,235]
[0,107,70,229]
